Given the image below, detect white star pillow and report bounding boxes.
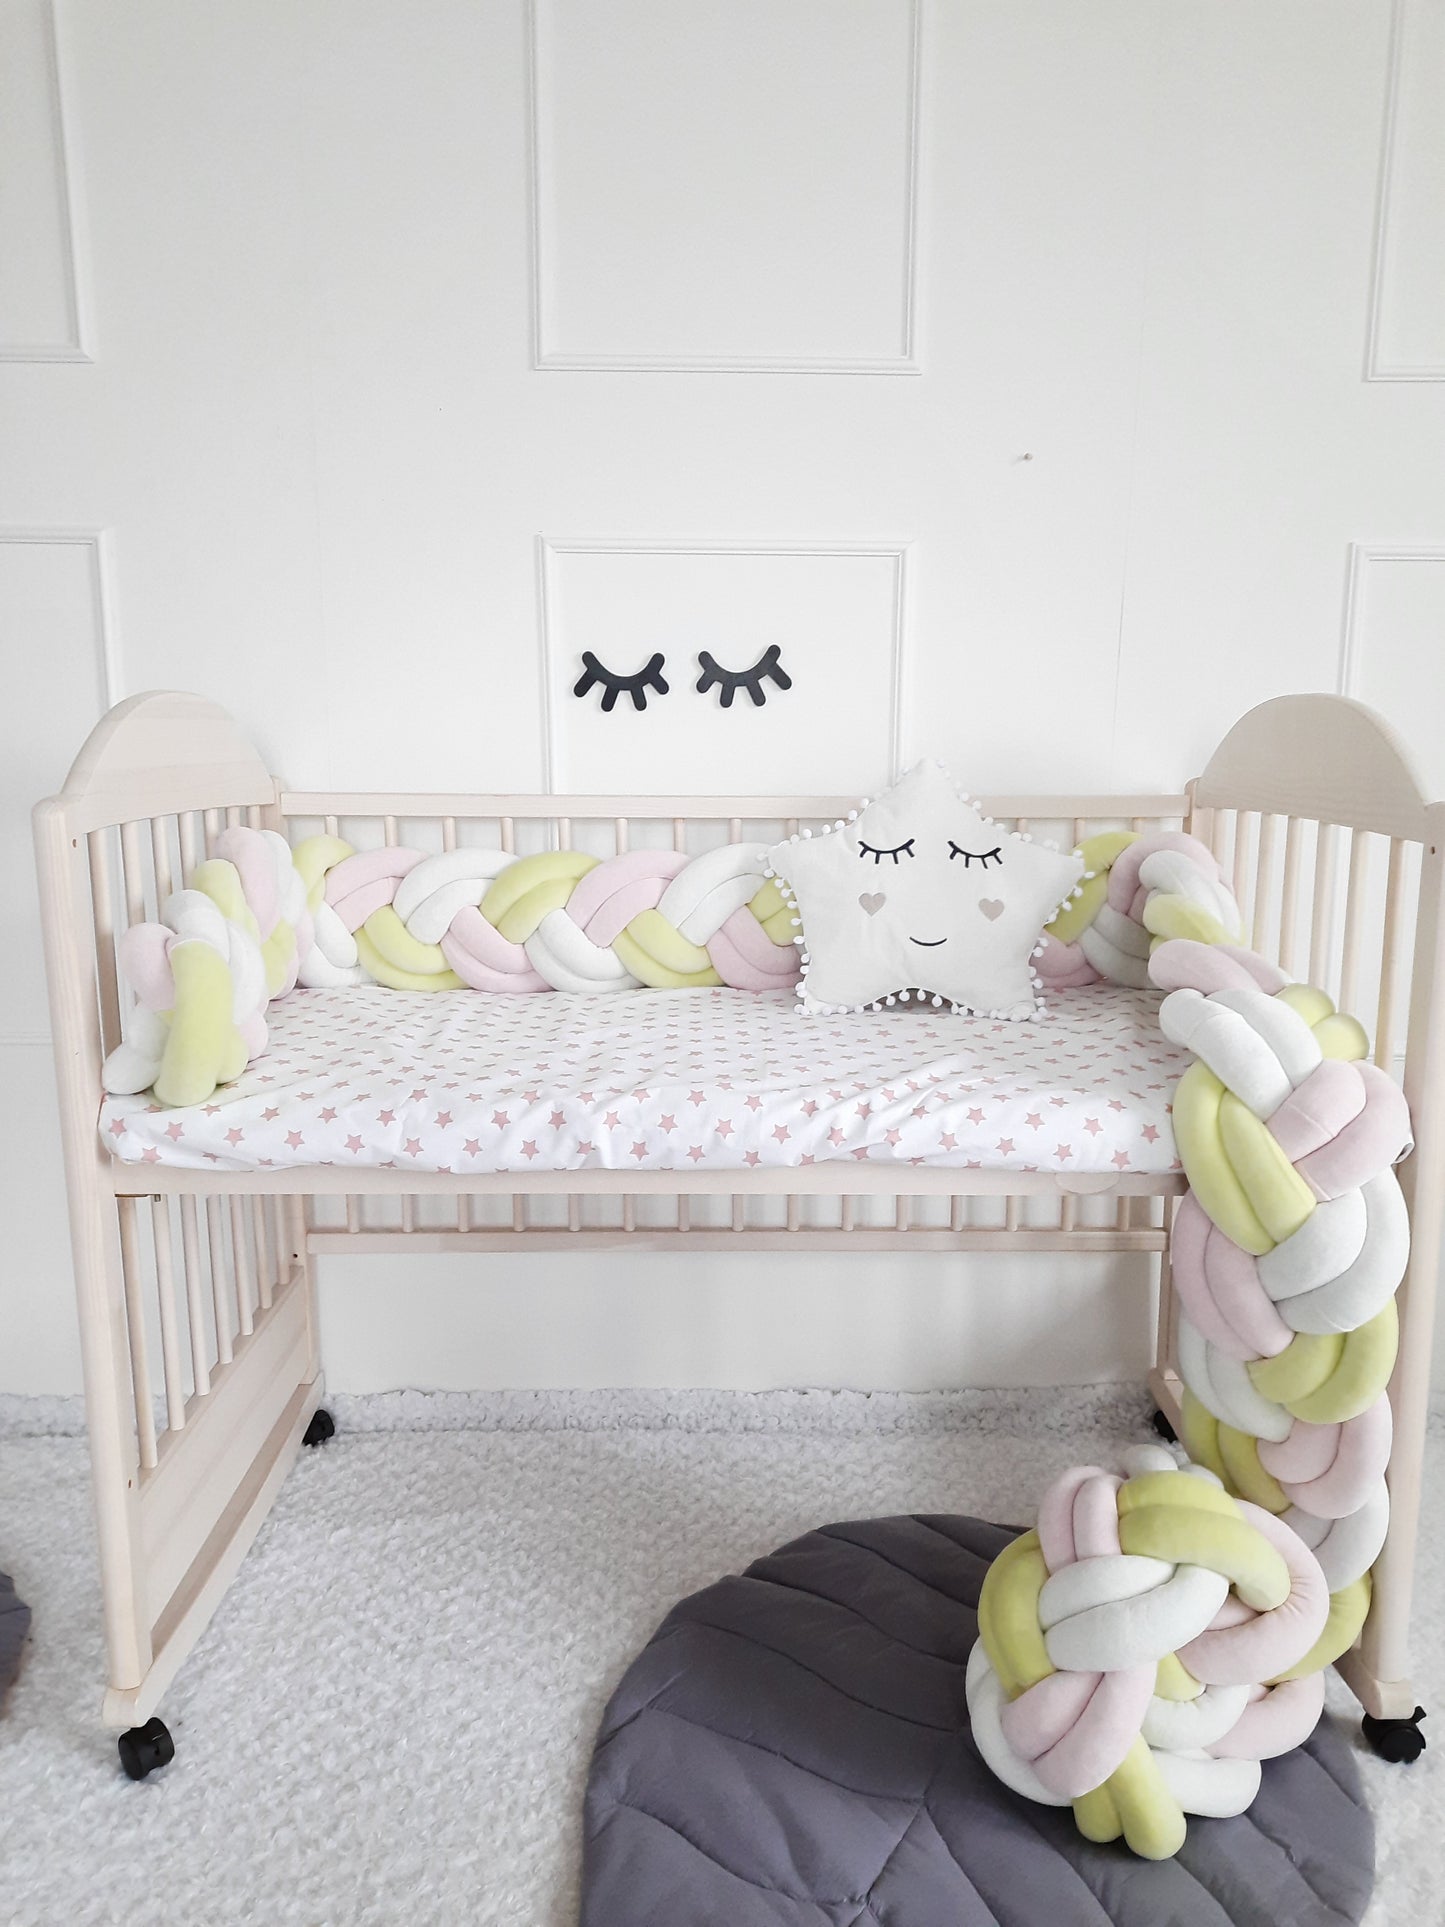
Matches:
[767,761,1083,1018]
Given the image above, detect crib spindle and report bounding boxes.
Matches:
[252,1196,273,1311]
[1340,830,1371,1018]
[1251,813,1279,957]
[1376,837,1406,1071]
[205,1198,233,1367]
[229,1197,254,1337]
[179,1196,210,1397]
[150,1197,187,1432]
[87,830,123,1056]
[1278,816,1304,978]
[1307,822,1337,990]
[149,817,174,906]
[119,819,147,927]
[1231,811,1254,928]
[117,1197,158,1470]
[614,816,628,854]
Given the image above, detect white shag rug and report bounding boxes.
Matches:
[0,1386,1439,1926]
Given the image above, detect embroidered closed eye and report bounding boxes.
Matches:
[858,838,915,865]
[949,842,1003,868]
[695,644,792,708]
[572,651,669,712]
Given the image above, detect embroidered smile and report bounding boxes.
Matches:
[909,936,947,947]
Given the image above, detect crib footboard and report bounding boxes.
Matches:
[34,695,326,1732]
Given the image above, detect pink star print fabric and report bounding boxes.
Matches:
[99,984,1188,1176]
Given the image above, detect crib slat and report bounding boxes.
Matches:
[1279,816,1304,978]
[731,1194,744,1233]
[673,817,686,853]
[252,1196,273,1311]
[229,1197,254,1337]
[1376,837,1406,1071]
[557,816,571,851]
[345,1194,360,1234]
[1005,1196,1021,1232]
[442,816,457,852]
[401,1194,415,1234]
[1310,822,1338,989]
[841,1195,855,1232]
[205,1199,232,1367]
[151,1197,187,1431]
[789,1196,801,1233]
[1209,806,1229,864]
[894,1197,909,1233]
[1231,811,1253,924]
[118,1198,158,1470]
[150,817,174,905]
[1060,1193,1077,1233]
[179,1196,210,1397]
[119,819,146,926]
[501,815,515,854]
[286,1197,307,1289]
[203,807,221,858]
[1251,813,1278,957]
[614,816,628,854]
[383,815,398,848]
[87,831,123,1057]
[1340,830,1370,1018]
[950,1195,965,1231]
[677,1195,689,1233]
[728,817,742,845]
[513,1195,527,1233]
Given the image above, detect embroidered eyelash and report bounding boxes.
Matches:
[858,838,915,865]
[949,841,1002,868]
[573,651,670,713]
[695,644,792,708]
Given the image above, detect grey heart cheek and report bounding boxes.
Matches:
[979,898,1004,921]
[859,892,885,916]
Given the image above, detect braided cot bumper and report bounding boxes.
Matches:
[100,828,799,1107]
[968,1444,1334,1860]
[965,825,1413,1857]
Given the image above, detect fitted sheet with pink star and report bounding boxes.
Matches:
[99,983,1189,1177]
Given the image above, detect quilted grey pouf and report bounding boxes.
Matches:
[581,1515,1374,1926]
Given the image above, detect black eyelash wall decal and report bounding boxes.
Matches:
[695,643,792,708]
[573,651,669,712]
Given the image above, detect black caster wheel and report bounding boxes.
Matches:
[1149,1407,1178,1444]
[118,1716,174,1781]
[302,1407,336,1448]
[1362,1706,1427,1763]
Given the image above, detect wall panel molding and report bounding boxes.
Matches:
[1339,540,1445,695]
[537,535,911,790]
[0,0,93,362]
[0,527,119,1046]
[527,0,922,374]
[0,526,121,704]
[1365,0,1445,381]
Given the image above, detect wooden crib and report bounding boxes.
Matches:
[33,689,1445,1775]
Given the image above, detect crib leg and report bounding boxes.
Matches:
[95,1190,324,1749]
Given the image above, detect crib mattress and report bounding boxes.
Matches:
[100,983,1189,1177]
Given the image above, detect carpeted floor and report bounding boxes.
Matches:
[0,1386,1438,1925]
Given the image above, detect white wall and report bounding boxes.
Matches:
[3,0,1444,1397]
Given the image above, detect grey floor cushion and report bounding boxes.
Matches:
[0,1569,30,1713]
[581,1515,1374,1926]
